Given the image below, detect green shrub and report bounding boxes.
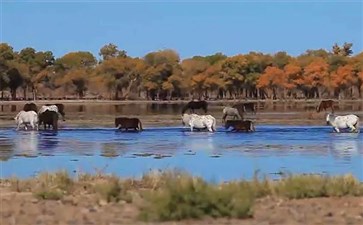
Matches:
[139,176,254,221]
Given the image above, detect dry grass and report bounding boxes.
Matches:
[2,170,363,222]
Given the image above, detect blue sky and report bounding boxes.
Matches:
[1,0,362,59]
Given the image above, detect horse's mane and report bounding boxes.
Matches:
[181,103,190,114]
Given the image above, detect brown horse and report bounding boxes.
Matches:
[316,100,334,113]
[39,110,58,131]
[225,120,255,132]
[181,100,208,114]
[23,103,38,112]
[232,102,257,117]
[115,117,143,131]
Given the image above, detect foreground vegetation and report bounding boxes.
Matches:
[2,171,363,222]
[1,42,363,101]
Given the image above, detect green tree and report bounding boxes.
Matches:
[99,43,127,61]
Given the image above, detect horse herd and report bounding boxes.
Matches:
[11,100,361,133]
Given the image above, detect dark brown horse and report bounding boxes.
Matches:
[39,110,58,131]
[233,102,257,115]
[45,103,66,121]
[181,100,208,114]
[23,103,38,112]
[115,117,143,131]
[316,100,334,113]
[225,120,255,132]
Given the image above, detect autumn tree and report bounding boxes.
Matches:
[55,51,97,98]
[17,47,55,99]
[303,57,330,98]
[95,57,146,100]
[0,43,15,99]
[220,55,248,98]
[142,49,181,100]
[257,66,286,99]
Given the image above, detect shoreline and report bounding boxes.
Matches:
[1,98,363,105]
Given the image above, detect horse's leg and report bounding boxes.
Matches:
[222,114,227,122]
[347,123,356,133]
[334,127,340,133]
[331,105,334,114]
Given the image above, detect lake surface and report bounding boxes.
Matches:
[1,126,362,182]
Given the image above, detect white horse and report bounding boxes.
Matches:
[38,105,59,115]
[14,111,39,131]
[222,106,242,122]
[182,114,216,132]
[326,113,360,133]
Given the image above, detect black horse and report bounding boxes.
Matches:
[181,100,208,114]
[39,110,59,131]
[45,103,66,121]
[23,103,38,112]
[115,117,143,131]
[316,100,334,113]
[225,120,255,132]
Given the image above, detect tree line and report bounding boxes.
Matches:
[0,42,362,101]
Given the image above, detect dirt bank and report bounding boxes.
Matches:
[1,187,363,225]
[1,172,363,225]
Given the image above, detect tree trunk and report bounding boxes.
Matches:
[23,86,27,100]
[11,88,17,100]
[122,78,136,100]
[32,86,37,101]
[115,90,119,100]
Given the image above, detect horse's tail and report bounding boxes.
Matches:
[354,118,360,133]
[139,119,143,131]
[14,111,22,121]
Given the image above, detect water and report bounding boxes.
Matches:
[1,126,362,182]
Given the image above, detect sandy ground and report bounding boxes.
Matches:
[1,187,363,225]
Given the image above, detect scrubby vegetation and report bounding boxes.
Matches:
[2,170,363,222]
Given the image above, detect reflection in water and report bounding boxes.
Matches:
[11,105,17,112]
[100,142,128,157]
[14,131,38,157]
[78,105,85,112]
[0,137,13,161]
[0,126,362,180]
[329,133,362,161]
[38,131,59,153]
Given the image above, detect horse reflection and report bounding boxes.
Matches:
[183,133,220,156]
[100,142,128,157]
[14,131,39,157]
[329,134,362,161]
[0,138,14,161]
[38,132,59,152]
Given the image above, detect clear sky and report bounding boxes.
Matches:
[1,0,362,59]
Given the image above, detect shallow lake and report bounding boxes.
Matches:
[1,126,362,182]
